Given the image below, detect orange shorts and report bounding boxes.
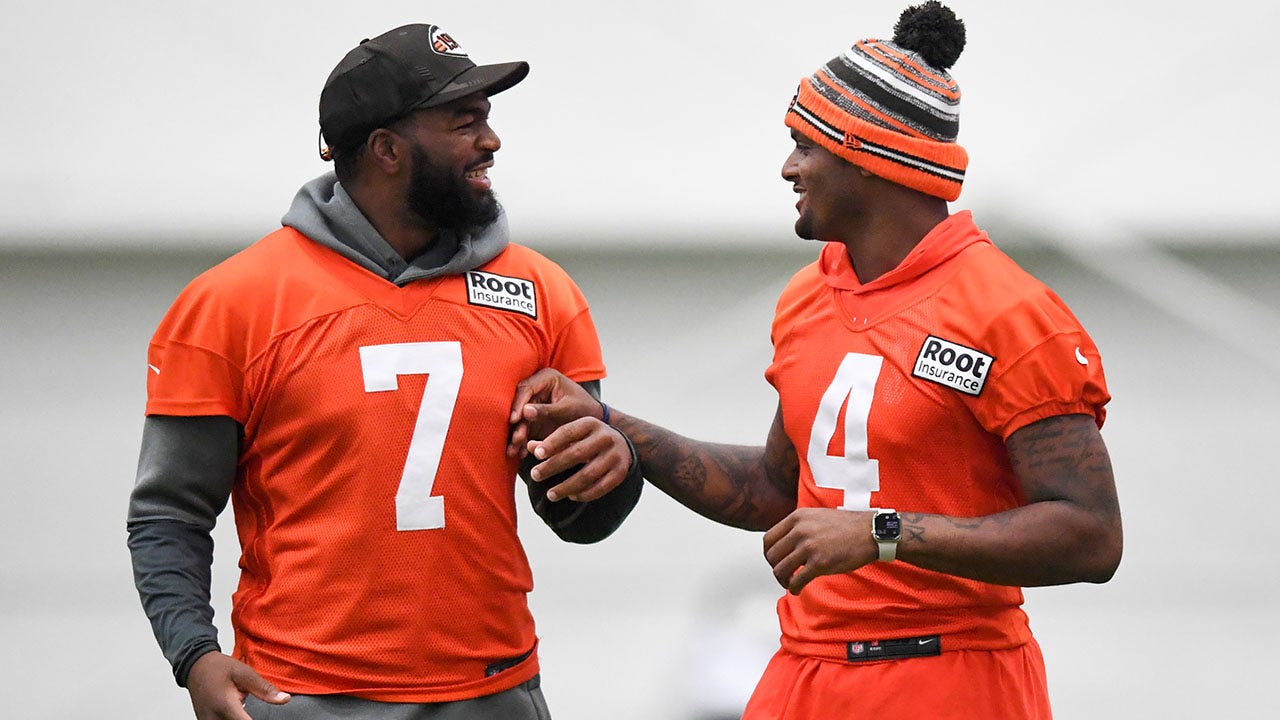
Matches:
[742,641,1052,720]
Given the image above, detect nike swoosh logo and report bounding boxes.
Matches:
[1074,347,1088,366]
[918,638,936,645]
[148,364,161,375]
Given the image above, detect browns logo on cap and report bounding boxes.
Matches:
[318,23,529,159]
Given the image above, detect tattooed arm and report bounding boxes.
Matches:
[511,369,798,531]
[594,405,798,531]
[900,413,1123,585]
[764,413,1122,593]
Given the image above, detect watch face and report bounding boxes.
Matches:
[874,511,901,541]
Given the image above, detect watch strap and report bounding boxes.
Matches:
[877,538,898,562]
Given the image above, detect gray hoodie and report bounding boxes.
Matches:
[282,171,510,284]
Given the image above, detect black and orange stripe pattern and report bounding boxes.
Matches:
[785,37,968,201]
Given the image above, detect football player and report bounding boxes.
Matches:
[128,23,641,720]
[510,4,1122,718]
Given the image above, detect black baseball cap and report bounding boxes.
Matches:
[318,24,529,159]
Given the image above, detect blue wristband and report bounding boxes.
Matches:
[599,402,611,425]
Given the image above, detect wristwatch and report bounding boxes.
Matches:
[872,508,901,562]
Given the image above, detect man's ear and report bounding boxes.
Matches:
[366,128,408,175]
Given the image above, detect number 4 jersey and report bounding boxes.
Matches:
[144,228,605,701]
[765,211,1110,657]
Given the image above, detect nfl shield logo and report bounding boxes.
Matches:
[850,642,865,655]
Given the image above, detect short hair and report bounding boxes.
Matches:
[331,139,368,185]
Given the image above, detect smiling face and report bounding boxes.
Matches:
[780,129,871,241]
[394,92,503,234]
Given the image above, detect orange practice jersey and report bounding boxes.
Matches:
[145,229,605,701]
[765,211,1110,659]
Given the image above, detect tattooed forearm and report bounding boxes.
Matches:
[902,511,1004,539]
[615,412,796,531]
[901,510,1016,548]
[901,512,928,544]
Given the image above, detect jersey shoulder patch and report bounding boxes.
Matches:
[911,335,994,396]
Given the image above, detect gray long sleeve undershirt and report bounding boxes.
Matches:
[126,415,238,685]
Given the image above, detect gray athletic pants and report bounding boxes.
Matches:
[242,676,551,720]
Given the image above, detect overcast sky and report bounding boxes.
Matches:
[2,0,1276,249]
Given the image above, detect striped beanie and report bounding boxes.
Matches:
[785,2,968,200]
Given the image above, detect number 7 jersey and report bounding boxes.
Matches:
[144,228,605,701]
[765,211,1110,658]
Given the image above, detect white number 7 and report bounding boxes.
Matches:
[807,352,883,510]
[360,342,463,531]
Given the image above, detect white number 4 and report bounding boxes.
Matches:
[360,342,463,531]
[806,352,883,510]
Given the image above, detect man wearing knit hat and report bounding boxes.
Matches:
[127,22,642,720]
[509,3,1122,717]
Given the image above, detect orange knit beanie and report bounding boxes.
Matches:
[785,2,969,200]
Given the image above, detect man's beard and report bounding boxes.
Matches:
[405,144,500,236]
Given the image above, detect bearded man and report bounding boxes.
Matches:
[126,23,641,720]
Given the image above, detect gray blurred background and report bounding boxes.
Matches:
[3,1,1278,718]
